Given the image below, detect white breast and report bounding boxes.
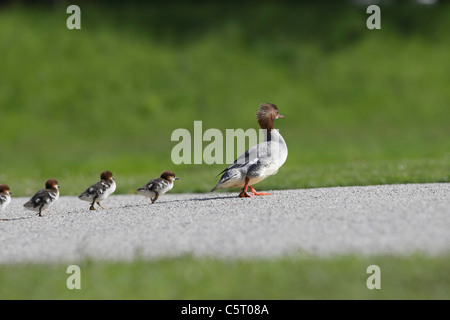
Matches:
[0,194,11,211]
[100,181,116,200]
[159,181,174,195]
[261,129,288,176]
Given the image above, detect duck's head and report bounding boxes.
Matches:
[256,103,284,130]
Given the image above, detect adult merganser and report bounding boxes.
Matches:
[137,170,179,204]
[79,170,116,210]
[0,185,12,218]
[211,103,288,197]
[24,179,60,217]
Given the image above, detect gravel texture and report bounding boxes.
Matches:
[0,183,449,264]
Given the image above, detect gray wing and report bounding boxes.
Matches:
[217,142,273,176]
[79,181,109,198]
[0,194,7,205]
[25,190,52,209]
[145,178,168,192]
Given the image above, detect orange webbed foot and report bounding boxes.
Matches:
[238,191,252,198]
[249,186,271,196]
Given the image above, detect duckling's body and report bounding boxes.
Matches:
[24,179,60,217]
[0,185,12,217]
[137,171,179,204]
[79,170,116,210]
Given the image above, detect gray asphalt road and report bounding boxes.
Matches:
[0,183,449,264]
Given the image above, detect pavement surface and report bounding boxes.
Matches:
[0,183,449,264]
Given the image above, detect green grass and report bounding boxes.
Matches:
[0,254,449,299]
[0,1,448,196]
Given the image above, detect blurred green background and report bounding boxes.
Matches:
[0,0,449,196]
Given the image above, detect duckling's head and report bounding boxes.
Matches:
[45,179,60,191]
[161,171,180,182]
[0,184,11,195]
[100,170,115,183]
